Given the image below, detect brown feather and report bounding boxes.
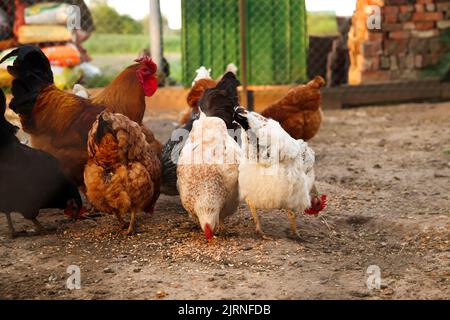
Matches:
[261,76,325,141]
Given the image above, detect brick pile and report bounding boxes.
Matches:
[348,0,450,84]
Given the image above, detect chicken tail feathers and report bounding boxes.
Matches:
[1,45,53,84]
[1,46,54,117]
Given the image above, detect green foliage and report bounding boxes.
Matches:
[307,12,338,36]
[422,29,450,80]
[84,33,181,55]
[90,4,143,34]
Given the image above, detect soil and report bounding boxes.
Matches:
[1,101,449,300]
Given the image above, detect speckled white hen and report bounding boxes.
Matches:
[177,113,242,240]
[235,109,321,239]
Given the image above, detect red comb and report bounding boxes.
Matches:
[135,55,157,73]
[135,55,158,97]
[304,195,327,216]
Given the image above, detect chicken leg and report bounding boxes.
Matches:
[124,210,137,236]
[5,213,24,239]
[246,198,272,240]
[286,210,301,239]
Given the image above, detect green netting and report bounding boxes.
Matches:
[181,0,308,87]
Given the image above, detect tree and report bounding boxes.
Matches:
[90,3,143,34]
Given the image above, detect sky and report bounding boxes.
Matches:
[86,0,357,30]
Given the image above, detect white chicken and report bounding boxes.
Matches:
[177,112,241,241]
[233,108,325,239]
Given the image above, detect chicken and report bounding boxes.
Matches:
[0,88,83,239]
[0,45,158,186]
[177,112,241,240]
[84,111,162,235]
[91,55,158,124]
[181,64,239,126]
[161,72,241,196]
[233,107,326,239]
[181,68,217,126]
[260,76,326,141]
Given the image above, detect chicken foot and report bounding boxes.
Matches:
[114,212,128,230]
[31,218,56,235]
[124,210,137,236]
[5,213,27,239]
[246,198,272,240]
[286,210,301,239]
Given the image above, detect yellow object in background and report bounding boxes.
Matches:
[18,25,72,44]
[0,69,12,88]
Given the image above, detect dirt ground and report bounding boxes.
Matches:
[1,101,449,300]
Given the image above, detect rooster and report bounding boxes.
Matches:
[260,76,326,141]
[84,111,162,235]
[0,45,158,186]
[161,72,241,196]
[0,88,83,238]
[177,112,241,240]
[233,108,326,239]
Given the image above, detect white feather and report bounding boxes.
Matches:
[72,84,89,99]
[238,111,316,212]
[177,112,242,235]
[192,66,212,87]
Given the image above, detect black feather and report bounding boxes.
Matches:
[95,115,114,144]
[0,89,81,225]
[1,46,54,117]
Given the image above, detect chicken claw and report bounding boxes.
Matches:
[32,218,55,235]
[246,198,272,240]
[286,210,301,239]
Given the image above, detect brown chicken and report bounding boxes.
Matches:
[261,76,326,141]
[180,78,217,125]
[0,45,158,186]
[85,111,162,235]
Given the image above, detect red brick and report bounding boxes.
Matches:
[382,23,403,32]
[384,13,398,23]
[384,6,399,14]
[360,70,391,83]
[367,32,385,41]
[403,22,416,30]
[385,39,409,54]
[413,12,444,21]
[399,5,414,13]
[415,4,425,13]
[390,30,411,39]
[415,21,436,30]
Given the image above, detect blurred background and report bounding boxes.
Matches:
[1,0,449,109]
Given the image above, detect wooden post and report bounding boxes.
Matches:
[239,0,250,109]
[149,0,163,68]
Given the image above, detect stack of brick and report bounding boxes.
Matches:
[348,0,450,84]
